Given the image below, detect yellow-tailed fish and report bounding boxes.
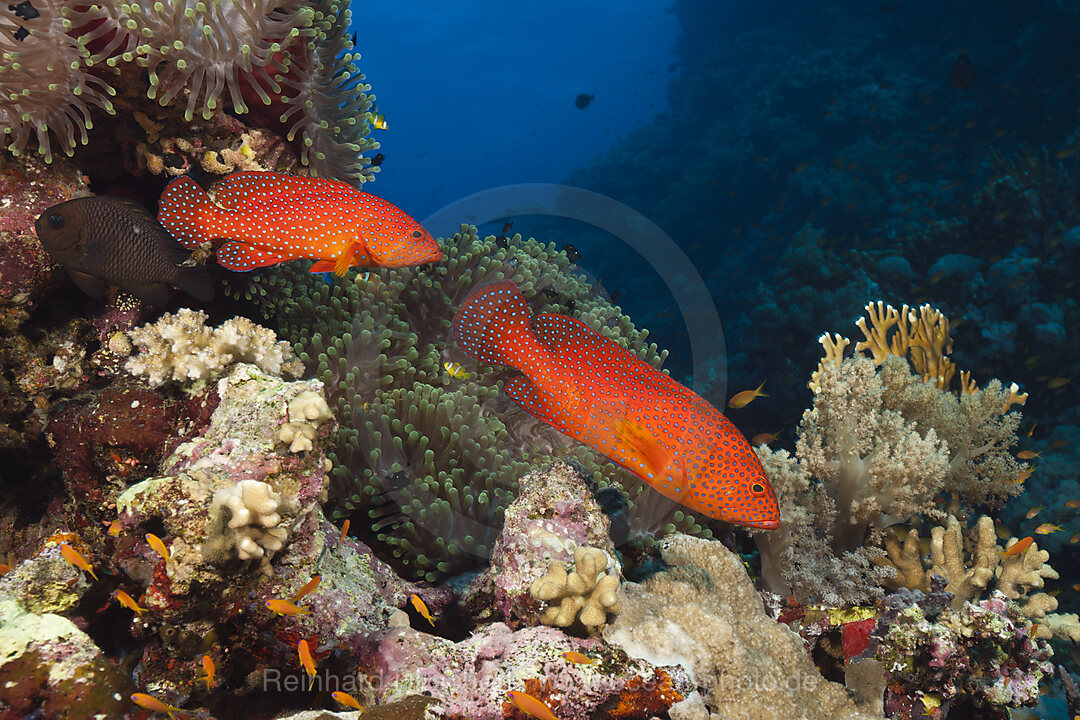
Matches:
[561,651,597,665]
[1064,499,1080,509]
[1016,450,1041,460]
[130,692,188,719]
[443,361,472,379]
[410,593,435,626]
[332,690,363,710]
[59,543,98,580]
[146,533,171,564]
[292,575,321,603]
[1025,506,1043,519]
[266,599,312,616]
[728,381,768,409]
[507,690,560,720]
[107,519,122,537]
[1035,523,1062,535]
[114,589,146,615]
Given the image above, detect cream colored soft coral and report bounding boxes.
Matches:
[530,546,620,634]
[125,309,303,388]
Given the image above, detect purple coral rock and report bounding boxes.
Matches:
[464,461,618,627]
[375,622,688,720]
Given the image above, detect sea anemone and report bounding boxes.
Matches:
[1,0,378,182]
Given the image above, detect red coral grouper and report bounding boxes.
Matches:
[157,171,443,274]
[454,281,780,528]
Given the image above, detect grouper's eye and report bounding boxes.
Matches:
[48,213,64,229]
[411,229,423,238]
[751,482,766,494]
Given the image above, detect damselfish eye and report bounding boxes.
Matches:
[411,230,422,238]
[751,482,765,494]
[48,213,64,229]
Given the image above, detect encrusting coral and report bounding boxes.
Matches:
[125,308,303,389]
[604,534,881,720]
[530,546,621,634]
[1,0,378,183]
[754,301,1029,605]
[258,225,709,580]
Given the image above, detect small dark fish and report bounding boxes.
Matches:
[35,196,214,307]
[502,221,514,234]
[9,1,39,20]
[575,93,595,109]
[949,53,974,90]
[563,244,582,263]
[13,26,28,40]
[371,153,385,167]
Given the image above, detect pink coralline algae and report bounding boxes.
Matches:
[875,591,1054,719]
[375,622,692,720]
[463,461,619,628]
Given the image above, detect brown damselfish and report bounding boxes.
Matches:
[35,195,214,307]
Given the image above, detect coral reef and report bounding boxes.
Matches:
[262,225,708,580]
[0,596,130,717]
[201,479,300,574]
[753,302,1028,605]
[875,591,1054,719]
[880,514,1080,643]
[530,546,621,634]
[125,308,303,389]
[375,622,692,720]
[463,461,619,629]
[604,534,881,720]
[0,0,379,182]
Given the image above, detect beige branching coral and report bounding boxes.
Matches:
[755,301,1030,604]
[879,514,1078,642]
[201,479,300,575]
[529,546,620,634]
[125,309,303,388]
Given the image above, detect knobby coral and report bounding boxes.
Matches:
[125,308,303,389]
[754,301,1028,605]
[1,0,378,182]
[530,546,621,634]
[880,514,1079,642]
[260,226,708,580]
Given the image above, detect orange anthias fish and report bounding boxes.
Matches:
[199,655,215,691]
[157,171,443,275]
[561,651,597,665]
[998,536,1033,558]
[266,598,312,616]
[130,693,188,720]
[114,590,146,615]
[453,282,780,528]
[292,576,321,603]
[410,593,435,627]
[728,381,769,409]
[1035,522,1062,535]
[332,691,363,710]
[297,639,317,686]
[146,533,171,564]
[59,543,98,580]
[507,691,560,720]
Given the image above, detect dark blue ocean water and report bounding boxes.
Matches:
[351,1,678,222]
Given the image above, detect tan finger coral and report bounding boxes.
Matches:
[530,546,620,634]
